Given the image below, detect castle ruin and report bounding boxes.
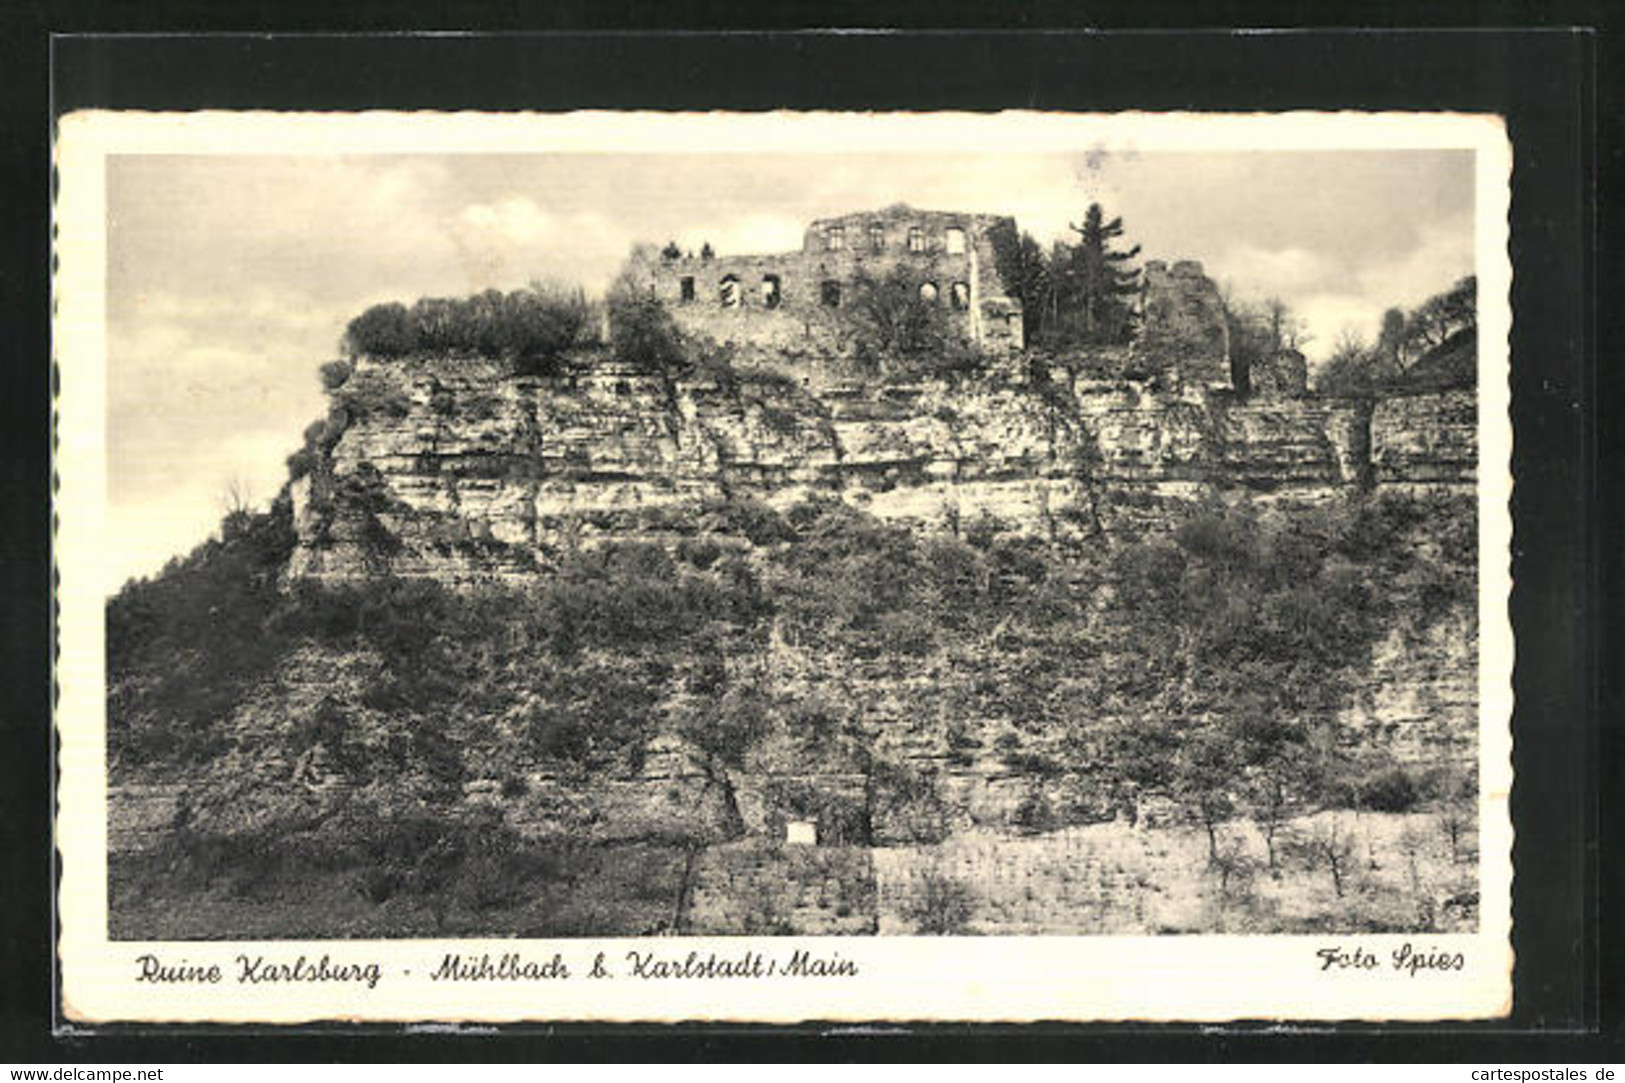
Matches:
[627,204,1026,358]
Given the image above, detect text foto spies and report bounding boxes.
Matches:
[1317,944,1465,976]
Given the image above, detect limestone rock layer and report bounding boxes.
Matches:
[288,355,1477,584]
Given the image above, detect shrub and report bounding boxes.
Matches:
[1014,790,1058,834]
[1111,539,1186,611]
[354,866,402,905]
[342,285,594,370]
[868,761,951,844]
[699,497,794,547]
[679,682,775,769]
[287,412,348,483]
[343,302,415,358]
[844,267,958,366]
[318,358,355,391]
[285,446,317,482]
[676,536,723,569]
[1335,493,1432,562]
[524,655,665,765]
[606,272,686,375]
[106,500,297,769]
[908,868,975,934]
[962,511,1004,551]
[505,282,596,375]
[1354,764,1424,813]
[1175,509,1260,569]
[687,340,743,391]
[919,535,988,615]
[336,370,412,421]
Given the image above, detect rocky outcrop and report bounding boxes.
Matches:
[1216,397,1370,490]
[1339,611,1478,767]
[1370,390,1478,490]
[288,356,1477,584]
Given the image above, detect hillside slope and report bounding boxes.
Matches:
[106,355,1480,937]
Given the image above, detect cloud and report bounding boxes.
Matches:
[452,197,635,293]
[457,197,565,246]
[1213,245,1339,300]
[1293,293,1390,357]
[1354,215,1474,314]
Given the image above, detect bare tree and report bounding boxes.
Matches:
[1437,802,1470,864]
[220,476,254,517]
[1399,823,1437,930]
[218,477,256,540]
[1246,768,1290,874]
[1329,327,1369,365]
[1210,832,1257,900]
[1432,733,1474,864]
[1263,296,1310,351]
[1291,816,1357,898]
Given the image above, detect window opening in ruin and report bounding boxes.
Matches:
[868,225,885,252]
[1231,353,1253,398]
[945,227,966,255]
[826,226,845,251]
[719,275,741,308]
[761,274,782,309]
[679,276,695,303]
[820,280,842,307]
[951,282,970,310]
[919,281,939,303]
[907,227,925,252]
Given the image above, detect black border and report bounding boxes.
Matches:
[3,22,1608,1061]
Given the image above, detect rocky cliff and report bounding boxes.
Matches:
[288,354,1475,584]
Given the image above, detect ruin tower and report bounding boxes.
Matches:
[1137,259,1233,392]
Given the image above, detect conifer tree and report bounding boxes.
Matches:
[1058,202,1142,344]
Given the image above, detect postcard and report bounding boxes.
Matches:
[54,109,1513,1023]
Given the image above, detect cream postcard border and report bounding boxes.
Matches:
[54,110,1514,1024]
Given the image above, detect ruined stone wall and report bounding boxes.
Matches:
[1139,260,1232,392]
[1248,348,1310,398]
[634,206,1024,359]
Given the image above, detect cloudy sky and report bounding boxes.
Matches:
[106,148,1473,591]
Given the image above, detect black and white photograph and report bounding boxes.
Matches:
[53,110,1513,1022]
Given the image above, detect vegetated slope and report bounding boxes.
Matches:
[1398,327,1477,392]
[106,468,1477,937]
